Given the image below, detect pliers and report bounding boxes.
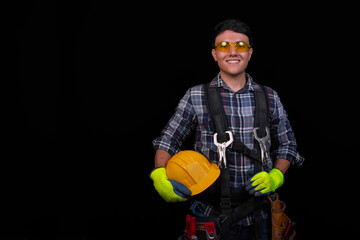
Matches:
[213,131,233,168]
[253,127,270,164]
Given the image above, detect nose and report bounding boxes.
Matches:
[228,46,238,55]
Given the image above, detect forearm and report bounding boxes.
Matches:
[154,149,172,168]
[273,158,290,175]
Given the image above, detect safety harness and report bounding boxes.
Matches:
[204,81,270,240]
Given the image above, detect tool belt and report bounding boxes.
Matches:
[178,193,295,240]
[178,192,267,240]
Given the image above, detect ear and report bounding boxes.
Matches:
[248,48,254,61]
[211,48,218,61]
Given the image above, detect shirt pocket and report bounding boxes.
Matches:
[198,113,214,132]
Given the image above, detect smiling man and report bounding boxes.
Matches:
[151,19,304,240]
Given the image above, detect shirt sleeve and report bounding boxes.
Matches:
[152,88,196,156]
[269,89,304,167]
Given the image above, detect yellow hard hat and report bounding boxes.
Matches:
[166,150,220,196]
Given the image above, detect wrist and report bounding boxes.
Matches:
[269,168,284,190]
[150,167,167,181]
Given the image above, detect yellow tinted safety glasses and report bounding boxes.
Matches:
[215,41,251,52]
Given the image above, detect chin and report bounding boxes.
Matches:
[224,69,245,77]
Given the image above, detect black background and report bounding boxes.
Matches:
[13,1,360,239]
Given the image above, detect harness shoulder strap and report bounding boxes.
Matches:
[252,85,269,174]
[253,85,269,138]
[204,84,229,143]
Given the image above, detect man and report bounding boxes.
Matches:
[151,19,304,240]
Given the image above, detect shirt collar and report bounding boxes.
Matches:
[209,73,260,93]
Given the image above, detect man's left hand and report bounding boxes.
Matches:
[246,169,284,196]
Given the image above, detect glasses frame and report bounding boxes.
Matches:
[214,41,251,53]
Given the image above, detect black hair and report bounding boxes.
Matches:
[211,19,253,48]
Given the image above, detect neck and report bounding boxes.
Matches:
[220,71,247,92]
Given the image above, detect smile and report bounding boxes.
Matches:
[226,59,240,63]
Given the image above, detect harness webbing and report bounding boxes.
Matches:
[204,82,269,239]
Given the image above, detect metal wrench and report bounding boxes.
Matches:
[213,131,233,168]
[253,127,270,165]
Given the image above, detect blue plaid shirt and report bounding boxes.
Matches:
[153,73,304,224]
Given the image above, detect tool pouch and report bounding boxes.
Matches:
[196,217,222,240]
[178,216,222,240]
[267,193,295,240]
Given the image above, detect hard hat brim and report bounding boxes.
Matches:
[188,162,220,196]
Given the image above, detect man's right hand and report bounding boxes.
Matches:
[150,167,192,202]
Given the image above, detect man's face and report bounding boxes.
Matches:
[211,30,253,79]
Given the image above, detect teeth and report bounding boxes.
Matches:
[227,60,240,63]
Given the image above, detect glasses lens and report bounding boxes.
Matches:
[235,42,250,52]
[215,41,231,52]
[215,41,251,52]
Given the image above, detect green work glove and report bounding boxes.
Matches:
[150,167,191,202]
[246,168,284,196]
